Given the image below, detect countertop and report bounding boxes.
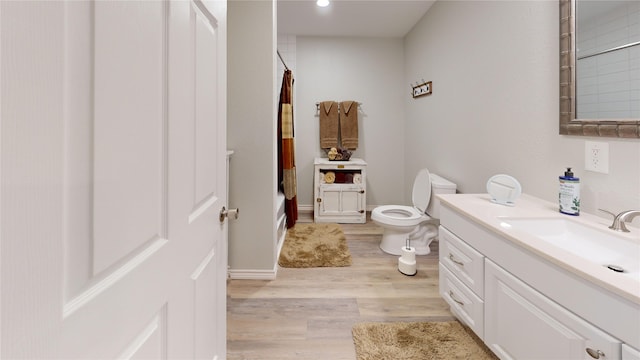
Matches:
[437,193,640,305]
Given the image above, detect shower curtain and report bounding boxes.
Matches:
[278,69,298,228]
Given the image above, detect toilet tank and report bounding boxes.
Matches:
[427,174,457,218]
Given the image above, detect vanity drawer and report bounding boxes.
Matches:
[439,226,484,298]
[440,263,484,339]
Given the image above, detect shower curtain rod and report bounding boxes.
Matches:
[277,50,289,71]
[577,41,640,60]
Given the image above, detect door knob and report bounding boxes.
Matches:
[219,206,239,223]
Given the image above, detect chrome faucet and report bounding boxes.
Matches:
[600,209,640,233]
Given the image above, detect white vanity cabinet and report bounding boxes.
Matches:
[485,260,620,360]
[437,195,640,360]
[313,158,366,224]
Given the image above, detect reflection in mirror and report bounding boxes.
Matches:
[559,0,640,138]
[576,1,639,120]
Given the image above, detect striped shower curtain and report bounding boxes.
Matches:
[278,69,298,228]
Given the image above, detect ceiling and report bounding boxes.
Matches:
[277,0,436,38]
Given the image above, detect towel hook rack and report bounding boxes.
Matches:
[411,80,432,98]
[315,101,363,112]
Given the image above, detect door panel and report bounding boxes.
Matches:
[192,249,219,359]
[189,2,228,356]
[341,190,362,214]
[194,3,219,207]
[1,1,227,358]
[63,0,96,299]
[92,1,166,275]
[118,306,167,359]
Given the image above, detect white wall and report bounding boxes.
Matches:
[227,0,278,272]
[403,1,640,225]
[294,37,406,208]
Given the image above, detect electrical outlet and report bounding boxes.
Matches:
[585,141,609,174]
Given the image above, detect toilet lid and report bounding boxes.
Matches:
[412,168,432,213]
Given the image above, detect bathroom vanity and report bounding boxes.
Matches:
[437,193,640,360]
[313,157,366,223]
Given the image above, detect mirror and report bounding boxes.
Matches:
[559,0,640,138]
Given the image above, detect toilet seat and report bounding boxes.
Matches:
[371,169,433,228]
[372,169,432,221]
[371,205,428,227]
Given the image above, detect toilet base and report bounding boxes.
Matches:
[379,233,434,255]
[379,223,437,256]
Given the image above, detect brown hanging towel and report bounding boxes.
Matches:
[319,101,338,149]
[340,101,358,150]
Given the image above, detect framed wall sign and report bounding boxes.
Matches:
[412,81,432,98]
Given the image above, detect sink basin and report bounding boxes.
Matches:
[499,218,640,277]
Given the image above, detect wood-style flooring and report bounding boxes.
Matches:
[226,213,455,360]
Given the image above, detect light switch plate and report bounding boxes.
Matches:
[585,141,609,174]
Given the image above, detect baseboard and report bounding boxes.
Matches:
[298,204,377,212]
[228,211,289,281]
[228,268,277,280]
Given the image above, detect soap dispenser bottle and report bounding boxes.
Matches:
[559,167,580,216]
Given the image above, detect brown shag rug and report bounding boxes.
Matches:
[278,223,352,268]
[352,321,498,360]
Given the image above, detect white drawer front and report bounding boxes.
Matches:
[439,226,484,298]
[440,263,485,339]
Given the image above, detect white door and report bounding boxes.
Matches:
[0,1,228,358]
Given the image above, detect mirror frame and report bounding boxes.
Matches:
[559,0,639,138]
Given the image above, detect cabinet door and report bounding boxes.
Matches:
[341,187,364,214]
[318,185,364,216]
[319,186,341,215]
[485,260,620,360]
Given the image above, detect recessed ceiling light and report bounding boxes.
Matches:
[317,0,330,7]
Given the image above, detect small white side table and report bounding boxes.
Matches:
[313,157,367,224]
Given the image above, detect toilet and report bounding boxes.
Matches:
[372,169,456,255]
